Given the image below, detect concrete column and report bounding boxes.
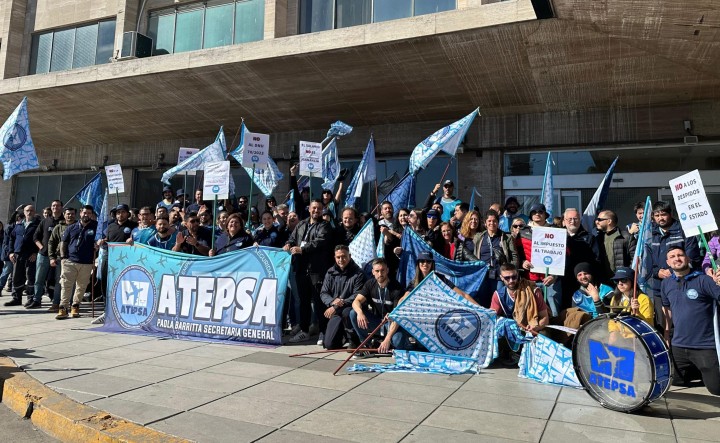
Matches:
[457,149,503,210]
[0,0,31,79]
[266,0,287,39]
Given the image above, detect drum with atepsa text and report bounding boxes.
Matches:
[572,315,673,412]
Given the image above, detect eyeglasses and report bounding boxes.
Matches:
[427,215,438,219]
[501,274,518,281]
[564,217,579,222]
[595,217,608,222]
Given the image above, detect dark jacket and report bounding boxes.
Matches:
[1,224,12,261]
[253,225,281,247]
[287,219,333,275]
[594,227,636,281]
[48,221,69,261]
[62,220,98,264]
[335,224,360,246]
[215,231,253,254]
[451,239,478,262]
[645,220,701,292]
[566,226,601,278]
[10,216,41,257]
[472,230,518,269]
[319,261,366,306]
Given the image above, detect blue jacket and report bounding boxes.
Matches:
[645,220,701,292]
[62,220,98,264]
[9,216,40,257]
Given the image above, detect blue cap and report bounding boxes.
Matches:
[611,267,635,281]
[417,251,434,262]
[426,209,440,218]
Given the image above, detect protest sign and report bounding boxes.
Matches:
[102,244,290,346]
[203,161,230,200]
[241,132,269,167]
[531,226,567,276]
[177,147,199,175]
[669,170,718,237]
[105,164,125,194]
[299,141,321,176]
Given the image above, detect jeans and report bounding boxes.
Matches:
[672,346,720,396]
[0,260,13,290]
[477,275,504,308]
[536,278,562,317]
[33,254,51,302]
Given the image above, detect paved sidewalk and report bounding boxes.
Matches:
[1,297,719,442]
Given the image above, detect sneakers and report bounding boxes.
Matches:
[290,324,302,336]
[71,305,80,318]
[90,313,105,325]
[288,331,310,343]
[309,323,319,335]
[47,304,60,313]
[23,299,35,308]
[4,299,21,306]
[56,307,69,320]
[82,292,92,302]
[25,300,42,309]
[351,351,372,360]
[317,332,324,346]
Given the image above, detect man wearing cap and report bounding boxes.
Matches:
[571,262,613,317]
[174,189,189,209]
[423,209,443,252]
[661,246,720,395]
[157,186,174,212]
[517,203,562,316]
[425,180,462,223]
[499,196,529,233]
[98,204,138,295]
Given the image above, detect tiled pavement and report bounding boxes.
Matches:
[1,299,720,442]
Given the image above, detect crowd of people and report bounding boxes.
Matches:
[2,167,720,395]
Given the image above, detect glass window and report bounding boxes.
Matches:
[174,8,203,53]
[414,0,456,16]
[37,176,63,208]
[299,0,334,34]
[72,23,99,69]
[50,28,75,72]
[235,0,264,43]
[148,13,176,55]
[96,20,116,64]
[336,0,371,28]
[29,33,53,74]
[373,0,412,23]
[204,2,234,49]
[14,176,38,210]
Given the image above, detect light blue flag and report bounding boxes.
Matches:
[408,108,478,175]
[0,97,39,180]
[345,136,376,207]
[376,232,385,258]
[468,187,478,211]
[161,127,227,185]
[348,350,480,375]
[285,190,295,213]
[386,173,415,214]
[581,156,619,231]
[518,334,581,388]
[74,172,104,213]
[632,196,652,292]
[327,121,353,138]
[390,271,496,367]
[540,152,554,217]
[321,137,340,190]
[230,123,284,196]
[348,220,376,270]
[95,187,109,242]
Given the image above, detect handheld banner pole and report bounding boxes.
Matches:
[247,164,256,230]
[211,195,218,250]
[333,317,388,376]
[631,256,641,316]
[183,171,188,211]
[374,180,379,218]
[699,226,718,271]
[544,267,549,302]
[438,156,455,185]
[115,189,120,207]
[226,124,243,160]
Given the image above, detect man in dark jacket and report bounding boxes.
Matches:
[31,199,63,307]
[335,207,360,245]
[593,209,636,284]
[284,199,333,343]
[57,206,98,319]
[562,208,600,311]
[4,205,40,307]
[645,201,701,328]
[319,245,366,349]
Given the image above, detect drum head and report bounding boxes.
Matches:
[572,316,656,412]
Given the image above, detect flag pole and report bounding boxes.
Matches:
[699,226,718,271]
[374,180,379,217]
[227,123,243,159]
[438,156,455,185]
[182,171,188,211]
[333,317,388,376]
[211,195,218,250]
[247,164,256,230]
[115,189,120,207]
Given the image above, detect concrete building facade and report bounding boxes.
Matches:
[0,0,717,227]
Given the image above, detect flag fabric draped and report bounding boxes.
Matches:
[162,128,227,185]
[345,136,376,207]
[230,123,284,197]
[286,190,295,213]
[348,220,376,270]
[348,350,481,375]
[95,188,109,281]
[468,187,481,211]
[408,108,478,175]
[540,152,554,217]
[518,334,581,387]
[581,156,619,231]
[74,173,104,212]
[398,228,488,300]
[0,97,39,179]
[632,196,653,292]
[327,121,353,139]
[321,137,340,190]
[376,232,385,258]
[385,173,415,214]
[389,271,496,368]
[377,172,400,201]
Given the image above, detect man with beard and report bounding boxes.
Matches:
[284,199,332,343]
[594,209,635,284]
[499,196,529,233]
[570,262,613,317]
[31,199,63,308]
[646,201,701,328]
[97,204,138,294]
[47,207,75,312]
[661,246,720,395]
[335,207,360,245]
[173,213,211,256]
[147,217,177,250]
[5,205,40,307]
[56,206,97,319]
[562,208,600,309]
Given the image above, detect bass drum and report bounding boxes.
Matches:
[572,315,673,412]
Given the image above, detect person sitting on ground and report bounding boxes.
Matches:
[210,213,252,255]
[571,262,613,317]
[319,245,366,349]
[587,266,653,325]
[146,216,177,250]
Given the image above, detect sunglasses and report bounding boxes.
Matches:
[501,274,518,281]
[511,225,524,229]
[188,220,199,224]
[595,217,608,222]
[418,260,433,264]
[616,278,631,283]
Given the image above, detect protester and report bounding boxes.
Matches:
[407,208,426,235]
[236,195,249,221]
[56,206,97,319]
[217,211,229,233]
[175,189,189,208]
[157,186,174,212]
[626,201,645,239]
[284,199,333,343]
[425,180,461,222]
[587,267,653,324]
[552,216,563,228]
[458,210,481,254]
[130,206,156,245]
[319,245,366,349]
[661,246,720,395]
[473,209,517,307]
[378,201,402,275]
[211,213,252,255]
[437,222,475,261]
[5,205,40,307]
[571,262,613,317]
[173,213,211,256]
[509,218,525,240]
[702,231,719,276]
[186,189,203,214]
[146,216,177,250]
[46,207,75,312]
[335,206,360,246]
[198,209,213,229]
[563,208,599,309]
[254,211,281,247]
[248,207,261,231]
[264,196,277,214]
[156,206,169,219]
[169,210,183,228]
[499,196,528,233]
[488,202,501,214]
[594,209,634,283]
[423,209,442,251]
[0,219,11,293]
[451,202,469,231]
[31,199,63,307]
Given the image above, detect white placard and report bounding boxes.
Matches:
[299,141,321,176]
[105,164,125,194]
[531,226,567,276]
[242,132,269,167]
[669,170,718,237]
[178,147,200,176]
[203,161,230,200]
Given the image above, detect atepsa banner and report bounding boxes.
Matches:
[102,244,291,346]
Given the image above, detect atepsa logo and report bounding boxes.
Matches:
[112,266,157,329]
[435,309,481,350]
[588,339,636,397]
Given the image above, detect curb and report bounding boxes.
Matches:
[0,356,191,443]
